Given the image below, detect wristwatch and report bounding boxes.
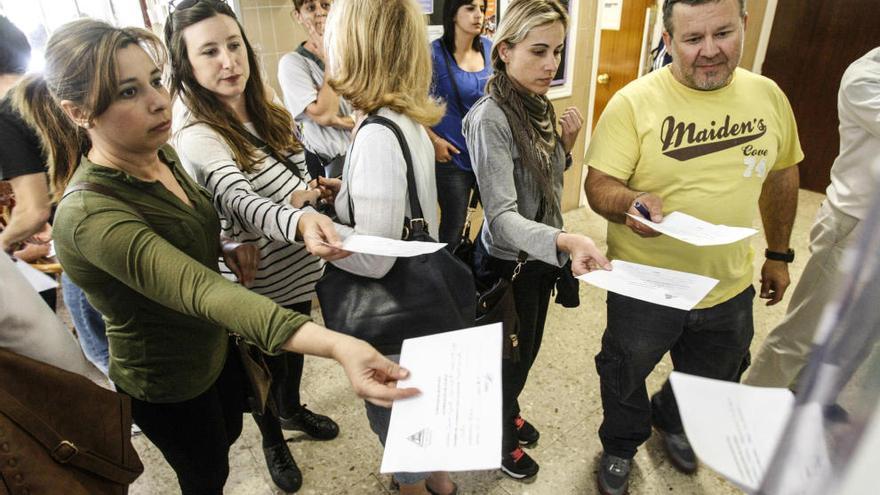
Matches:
[765,248,795,263]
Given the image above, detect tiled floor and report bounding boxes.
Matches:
[126,189,826,494]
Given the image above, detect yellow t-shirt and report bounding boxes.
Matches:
[585,67,804,308]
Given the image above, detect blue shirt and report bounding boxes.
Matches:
[430,37,493,172]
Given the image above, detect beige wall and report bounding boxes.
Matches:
[741,0,768,70]
[238,0,306,98]
[555,1,599,211]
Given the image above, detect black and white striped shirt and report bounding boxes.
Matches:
[172,106,321,307]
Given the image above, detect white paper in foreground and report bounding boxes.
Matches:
[14,260,58,292]
[669,372,797,493]
[381,324,503,474]
[577,260,718,310]
[627,211,758,246]
[340,234,445,257]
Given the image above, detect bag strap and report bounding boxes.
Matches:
[0,387,142,484]
[347,114,426,236]
[242,132,305,181]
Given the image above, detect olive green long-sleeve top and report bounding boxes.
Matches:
[53,146,311,403]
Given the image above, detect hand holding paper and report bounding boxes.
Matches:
[380,324,503,474]
[577,260,718,310]
[627,211,758,246]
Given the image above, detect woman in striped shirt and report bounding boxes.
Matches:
[166,1,338,492]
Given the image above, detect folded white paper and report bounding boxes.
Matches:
[669,372,829,494]
[577,260,718,310]
[340,234,445,257]
[380,324,503,474]
[627,211,758,246]
[14,260,58,293]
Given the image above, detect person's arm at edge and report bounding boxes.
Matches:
[758,164,799,305]
[0,172,51,252]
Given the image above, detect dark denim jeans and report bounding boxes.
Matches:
[473,239,559,454]
[61,274,109,376]
[595,286,755,458]
[435,161,477,249]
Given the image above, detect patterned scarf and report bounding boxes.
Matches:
[487,70,559,218]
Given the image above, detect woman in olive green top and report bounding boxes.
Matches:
[13,19,417,495]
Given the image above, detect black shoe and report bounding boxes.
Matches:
[262,443,302,493]
[500,446,539,480]
[514,414,540,447]
[279,404,339,440]
[597,452,631,495]
[655,428,697,474]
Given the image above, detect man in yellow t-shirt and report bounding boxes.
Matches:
[584,1,803,493]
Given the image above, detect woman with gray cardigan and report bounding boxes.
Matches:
[463,0,609,480]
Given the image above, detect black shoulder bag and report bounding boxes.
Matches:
[315,115,476,355]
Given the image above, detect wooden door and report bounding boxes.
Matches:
[761,0,880,193]
[592,0,655,129]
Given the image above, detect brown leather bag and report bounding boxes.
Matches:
[0,347,143,494]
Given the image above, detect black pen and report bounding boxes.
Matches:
[634,201,652,222]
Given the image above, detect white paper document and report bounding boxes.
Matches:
[577,260,718,310]
[627,211,758,246]
[14,260,58,293]
[669,372,796,493]
[380,324,503,474]
[339,234,445,258]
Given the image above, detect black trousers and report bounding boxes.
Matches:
[119,346,247,495]
[474,239,559,453]
[595,286,755,458]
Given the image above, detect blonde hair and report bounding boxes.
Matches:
[325,0,444,126]
[11,19,165,201]
[490,0,568,75]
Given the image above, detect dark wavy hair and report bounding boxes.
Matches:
[440,0,485,55]
[0,16,31,75]
[165,0,301,173]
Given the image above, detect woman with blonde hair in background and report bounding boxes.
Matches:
[165,0,339,490]
[322,0,460,493]
[463,0,610,480]
[13,18,416,495]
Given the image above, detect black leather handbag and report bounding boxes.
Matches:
[451,189,480,265]
[316,115,476,355]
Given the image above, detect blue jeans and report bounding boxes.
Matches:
[435,162,477,249]
[595,286,755,458]
[61,274,109,376]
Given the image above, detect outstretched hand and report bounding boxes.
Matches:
[298,212,350,261]
[333,337,420,408]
